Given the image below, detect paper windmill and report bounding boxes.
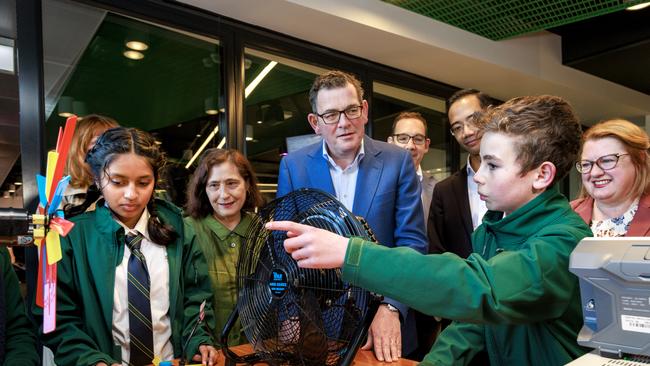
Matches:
[34,115,77,333]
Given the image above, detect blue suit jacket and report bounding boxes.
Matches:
[277,136,428,353]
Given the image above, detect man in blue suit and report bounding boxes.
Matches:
[277,70,428,362]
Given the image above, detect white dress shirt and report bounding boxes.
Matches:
[466,157,488,229]
[322,140,365,211]
[113,207,174,365]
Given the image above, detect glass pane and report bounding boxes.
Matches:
[243,48,329,198]
[0,69,22,209]
[43,0,224,207]
[372,82,450,180]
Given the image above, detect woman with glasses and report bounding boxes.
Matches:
[184,148,264,346]
[571,119,650,237]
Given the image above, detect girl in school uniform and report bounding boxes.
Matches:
[36,127,218,366]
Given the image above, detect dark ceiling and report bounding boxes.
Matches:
[549,5,650,96]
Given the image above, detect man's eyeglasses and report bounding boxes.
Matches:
[316,105,363,125]
[392,134,427,145]
[576,153,629,174]
[449,112,483,137]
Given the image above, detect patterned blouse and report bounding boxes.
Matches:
[590,198,640,237]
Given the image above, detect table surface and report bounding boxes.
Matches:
[162,343,418,366]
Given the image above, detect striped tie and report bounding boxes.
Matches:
[126,233,154,366]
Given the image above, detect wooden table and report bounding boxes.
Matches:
[161,344,418,365]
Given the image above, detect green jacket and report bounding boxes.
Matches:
[184,213,252,346]
[0,247,39,365]
[342,188,592,365]
[34,199,215,366]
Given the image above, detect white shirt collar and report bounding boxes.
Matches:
[416,165,423,182]
[113,206,151,241]
[466,155,478,175]
[321,139,365,169]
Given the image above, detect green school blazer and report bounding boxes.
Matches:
[34,199,215,366]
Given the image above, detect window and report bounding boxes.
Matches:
[43,0,224,206]
[243,48,329,197]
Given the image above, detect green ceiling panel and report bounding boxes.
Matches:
[382,0,647,40]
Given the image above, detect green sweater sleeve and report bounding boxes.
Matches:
[422,321,486,366]
[341,230,580,324]
[181,221,217,357]
[1,248,39,366]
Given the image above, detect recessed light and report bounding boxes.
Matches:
[626,1,650,10]
[257,120,263,124]
[14,182,22,186]
[126,40,149,51]
[123,50,144,60]
[205,109,219,115]
[58,112,73,118]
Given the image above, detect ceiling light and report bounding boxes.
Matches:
[186,125,219,169]
[626,1,650,10]
[245,61,278,98]
[126,40,149,51]
[8,184,16,193]
[58,96,74,117]
[14,182,22,186]
[123,50,144,60]
[205,96,219,115]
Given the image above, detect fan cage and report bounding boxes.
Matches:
[236,189,375,366]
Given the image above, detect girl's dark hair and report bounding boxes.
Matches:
[185,148,264,219]
[85,127,177,245]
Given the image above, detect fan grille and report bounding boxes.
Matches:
[237,189,374,365]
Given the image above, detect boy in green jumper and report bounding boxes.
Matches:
[267,95,592,365]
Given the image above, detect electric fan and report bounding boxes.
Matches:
[221,188,381,366]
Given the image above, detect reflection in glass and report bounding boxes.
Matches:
[243,48,328,198]
[372,82,450,180]
[43,1,223,207]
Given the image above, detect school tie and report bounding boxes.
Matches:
[126,233,154,366]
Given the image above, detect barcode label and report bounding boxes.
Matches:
[622,315,650,334]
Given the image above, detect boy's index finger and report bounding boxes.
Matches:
[265,220,305,233]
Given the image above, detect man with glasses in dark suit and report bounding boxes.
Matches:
[428,89,494,257]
